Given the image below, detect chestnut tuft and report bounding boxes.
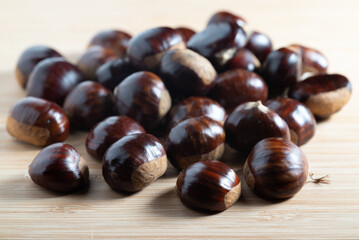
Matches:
[207,10,247,28]
[175,27,196,43]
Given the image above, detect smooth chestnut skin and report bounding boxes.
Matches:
[265,98,316,146]
[6,97,69,146]
[15,45,62,89]
[175,27,196,43]
[245,31,273,63]
[102,133,168,192]
[207,10,247,28]
[288,74,352,118]
[127,27,186,71]
[208,69,268,112]
[88,29,132,57]
[177,160,241,212]
[63,81,114,130]
[114,71,171,130]
[29,143,89,193]
[27,58,84,106]
[243,137,308,200]
[160,48,217,96]
[224,101,290,154]
[86,116,145,160]
[165,117,225,170]
[222,48,260,72]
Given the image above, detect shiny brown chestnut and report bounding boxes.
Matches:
[6,97,69,146]
[114,71,171,130]
[245,31,273,63]
[160,48,217,96]
[165,117,225,170]
[127,27,186,71]
[15,45,62,89]
[177,160,241,212]
[265,98,316,146]
[175,27,196,43]
[102,133,167,192]
[243,137,308,200]
[207,10,247,28]
[222,48,260,72]
[88,29,132,57]
[27,57,84,106]
[63,81,114,130]
[288,74,352,118]
[208,69,268,112]
[86,116,145,160]
[224,101,290,154]
[29,143,89,193]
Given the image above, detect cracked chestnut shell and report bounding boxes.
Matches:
[29,143,89,193]
[243,137,308,200]
[222,48,260,72]
[177,160,241,212]
[245,31,273,63]
[207,10,247,28]
[165,116,225,170]
[6,97,69,146]
[175,27,196,43]
[102,133,167,192]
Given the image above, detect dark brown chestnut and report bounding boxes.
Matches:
[265,98,316,146]
[207,10,247,28]
[243,137,308,200]
[208,69,268,112]
[160,48,217,96]
[127,27,186,71]
[27,57,84,106]
[165,117,225,170]
[86,116,145,160]
[177,160,241,212]
[6,97,69,146]
[88,29,132,57]
[114,71,171,130]
[29,143,89,193]
[102,133,167,192]
[15,45,62,89]
[222,48,260,72]
[224,101,290,154]
[245,31,273,63]
[288,74,352,118]
[175,27,196,43]
[63,81,114,130]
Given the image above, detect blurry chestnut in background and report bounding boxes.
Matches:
[6,97,69,146]
[63,81,114,130]
[15,45,62,89]
[127,27,186,71]
[207,10,247,28]
[265,98,316,146]
[102,133,167,192]
[222,48,260,72]
[165,117,225,170]
[29,143,89,193]
[243,137,308,200]
[245,31,273,63]
[224,101,290,155]
[177,160,241,212]
[175,27,196,43]
[288,74,352,118]
[114,71,171,130]
[208,69,268,112]
[88,29,132,57]
[86,116,145,160]
[27,58,84,105]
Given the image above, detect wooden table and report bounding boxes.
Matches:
[1,0,359,239]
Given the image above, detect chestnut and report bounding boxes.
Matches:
[15,45,62,89]
[86,116,145,160]
[207,10,247,28]
[114,71,171,130]
[288,74,352,118]
[160,48,217,96]
[102,133,167,192]
[208,69,268,112]
[265,98,316,146]
[77,46,118,80]
[63,81,114,130]
[88,29,132,57]
[245,31,273,63]
[29,143,89,193]
[27,57,84,106]
[224,101,290,154]
[177,160,241,212]
[222,48,260,72]
[243,137,308,200]
[165,117,225,170]
[175,27,196,43]
[6,97,69,146]
[127,27,186,71]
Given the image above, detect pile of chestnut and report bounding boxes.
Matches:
[7,10,351,212]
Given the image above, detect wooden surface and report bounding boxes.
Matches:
[1,0,359,239]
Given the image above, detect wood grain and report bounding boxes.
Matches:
[1,0,359,239]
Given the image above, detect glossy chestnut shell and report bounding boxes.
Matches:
[207,10,247,28]
[245,31,273,63]
[222,48,260,72]
[175,27,196,43]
